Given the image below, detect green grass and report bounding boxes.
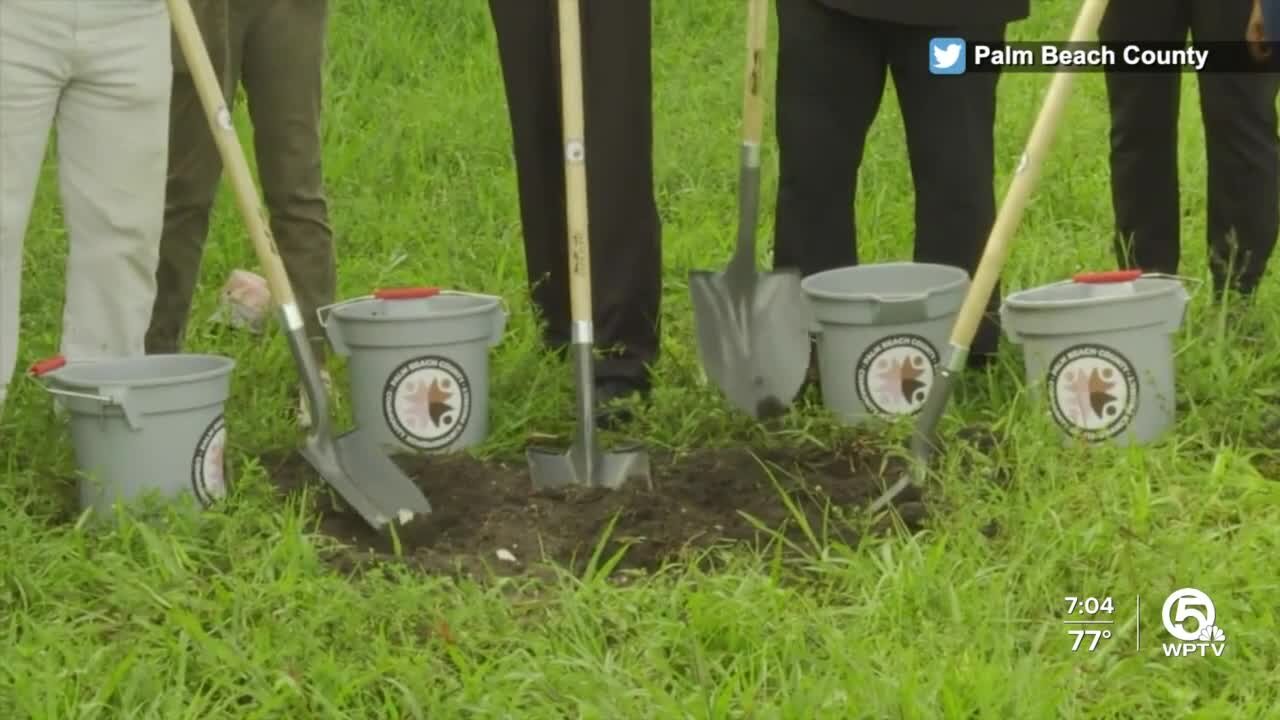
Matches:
[4,1,1280,716]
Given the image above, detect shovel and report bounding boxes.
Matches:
[866,0,1111,514]
[688,0,813,419]
[526,0,652,490]
[166,0,431,530]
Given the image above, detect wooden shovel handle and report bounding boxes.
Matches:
[165,0,297,307]
[948,0,1110,349]
[557,0,593,328]
[741,0,768,146]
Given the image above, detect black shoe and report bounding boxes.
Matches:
[593,378,650,430]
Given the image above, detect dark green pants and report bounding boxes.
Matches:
[146,0,335,358]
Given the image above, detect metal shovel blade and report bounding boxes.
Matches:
[527,443,652,490]
[298,430,431,531]
[286,317,431,533]
[689,267,812,418]
[526,345,652,490]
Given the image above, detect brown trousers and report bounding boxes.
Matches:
[146,0,335,358]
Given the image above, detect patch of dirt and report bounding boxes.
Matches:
[262,439,923,580]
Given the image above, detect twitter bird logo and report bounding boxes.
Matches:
[929,38,966,75]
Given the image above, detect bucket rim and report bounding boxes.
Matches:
[1002,277,1186,311]
[800,261,970,301]
[326,291,502,323]
[46,353,235,390]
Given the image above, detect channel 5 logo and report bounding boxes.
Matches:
[1161,587,1227,657]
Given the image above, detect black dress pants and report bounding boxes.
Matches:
[773,0,1006,360]
[1101,0,1280,294]
[488,0,662,386]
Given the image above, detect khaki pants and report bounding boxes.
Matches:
[0,0,172,408]
[146,0,335,360]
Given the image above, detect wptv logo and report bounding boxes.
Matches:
[1160,587,1226,658]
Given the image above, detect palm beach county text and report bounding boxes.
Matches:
[971,42,1212,71]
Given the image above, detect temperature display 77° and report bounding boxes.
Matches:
[1064,596,1115,652]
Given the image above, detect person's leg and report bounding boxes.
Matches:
[774,0,889,391]
[1099,0,1189,275]
[579,0,662,396]
[238,0,336,425]
[1192,0,1280,296]
[0,2,69,409]
[146,0,241,353]
[240,0,336,361]
[57,1,172,363]
[773,0,888,277]
[488,0,571,354]
[489,0,661,426]
[889,23,1004,366]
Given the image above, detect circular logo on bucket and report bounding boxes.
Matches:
[1046,343,1139,441]
[855,334,940,416]
[191,414,228,507]
[383,355,471,451]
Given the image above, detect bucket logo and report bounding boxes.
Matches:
[1046,343,1139,441]
[383,355,471,451]
[855,334,939,416]
[191,414,227,507]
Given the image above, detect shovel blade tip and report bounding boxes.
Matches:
[601,450,652,491]
[687,273,813,420]
[297,431,432,531]
[525,444,651,491]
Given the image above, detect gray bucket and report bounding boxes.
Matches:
[1000,271,1190,445]
[801,262,970,423]
[28,353,235,516]
[320,287,507,455]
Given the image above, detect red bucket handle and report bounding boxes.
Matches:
[1072,270,1142,284]
[28,354,66,377]
[373,287,440,300]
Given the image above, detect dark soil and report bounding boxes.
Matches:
[262,439,925,581]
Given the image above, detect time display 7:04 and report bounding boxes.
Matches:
[1065,596,1114,614]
